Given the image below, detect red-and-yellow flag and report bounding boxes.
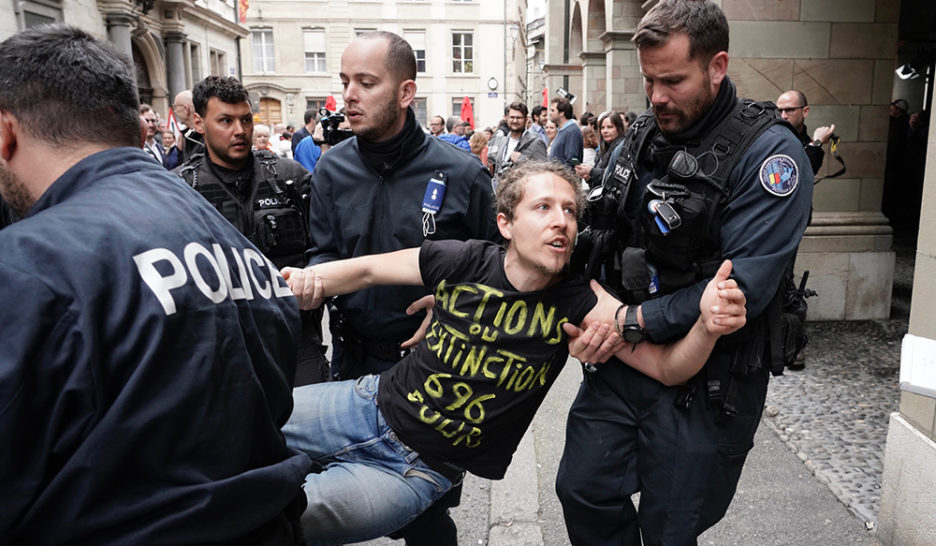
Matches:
[238,0,248,23]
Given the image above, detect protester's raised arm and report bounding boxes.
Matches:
[281,248,423,310]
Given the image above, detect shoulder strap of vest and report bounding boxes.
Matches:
[254,150,285,195]
[600,108,656,189]
[175,153,205,188]
[701,99,793,191]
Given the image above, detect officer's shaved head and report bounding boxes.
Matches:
[355,31,417,84]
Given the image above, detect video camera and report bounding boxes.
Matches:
[318,108,354,146]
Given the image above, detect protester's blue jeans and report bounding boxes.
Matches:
[283,375,455,545]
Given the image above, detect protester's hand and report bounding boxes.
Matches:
[699,260,746,336]
[400,295,435,349]
[563,320,622,365]
[574,164,591,180]
[909,112,922,131]
[510,151,522,163]
[280,267,326,310]
[812,124,835,145]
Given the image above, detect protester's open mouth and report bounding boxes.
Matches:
[548,237,568,251]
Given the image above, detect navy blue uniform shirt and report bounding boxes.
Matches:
[636,125,814,341]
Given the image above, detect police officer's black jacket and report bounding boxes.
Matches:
[307,110,499,343]
[175,150,312,270]
[0,148,310,543]
[606,77,813,344]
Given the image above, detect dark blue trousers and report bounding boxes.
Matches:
[556,354,768,545]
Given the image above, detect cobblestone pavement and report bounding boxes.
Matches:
[762,240,914,529]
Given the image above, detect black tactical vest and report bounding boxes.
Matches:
[580,99,790,304]
[177,151,310,269]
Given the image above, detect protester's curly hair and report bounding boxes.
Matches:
[495,161,586,221]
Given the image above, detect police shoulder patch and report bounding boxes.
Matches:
[759,154,798,197]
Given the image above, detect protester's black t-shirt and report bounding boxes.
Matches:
[377,239,596,479]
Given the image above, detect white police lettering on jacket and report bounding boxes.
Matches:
[134,242,293,315]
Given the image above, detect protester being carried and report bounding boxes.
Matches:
[279,161,747,545]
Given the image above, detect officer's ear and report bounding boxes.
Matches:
[707,51,729,87]
[0,108,18,162]
[398,79,417,110]
[192,112,206,136]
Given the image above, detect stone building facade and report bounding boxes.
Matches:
[1,0,247,118]
[240,0,528,130]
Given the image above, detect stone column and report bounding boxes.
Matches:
[105,12,134,61]
[601,31,643,114]
[165,31,187,100]
[579,51,606,113]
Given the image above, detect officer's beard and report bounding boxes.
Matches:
[654,74,715,137]
[0,164,33,218]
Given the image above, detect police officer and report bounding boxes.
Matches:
[0,25,309,543]
[555,2,813,544]
[304,30,499,545]
[175,76,329,386]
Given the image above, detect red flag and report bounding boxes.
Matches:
[542,87,549,108]
[325,95,337,112]
[460,96,474,130]
[238,0,248,23]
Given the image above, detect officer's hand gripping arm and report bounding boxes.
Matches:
[568,260,745,385]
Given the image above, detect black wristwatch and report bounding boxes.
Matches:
[617,305,648,345]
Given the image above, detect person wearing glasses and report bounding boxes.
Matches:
[776,89,835,174]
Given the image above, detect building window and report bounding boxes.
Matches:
[412,98,427,127]
[355,28,377,37]
[19,0,62,28]
[452,97,474,118]
[404,30,426,73]
[210,49,226,77]
[251,29,275,73]
[452,31,473,73]
[303,29,327,73]
[306,97,328,114]
[190,42,202,83]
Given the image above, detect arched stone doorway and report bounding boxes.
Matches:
[132,43,154,106]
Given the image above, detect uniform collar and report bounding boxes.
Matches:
[27,147,162,219]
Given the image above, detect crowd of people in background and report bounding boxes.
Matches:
[132,91,647,194]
